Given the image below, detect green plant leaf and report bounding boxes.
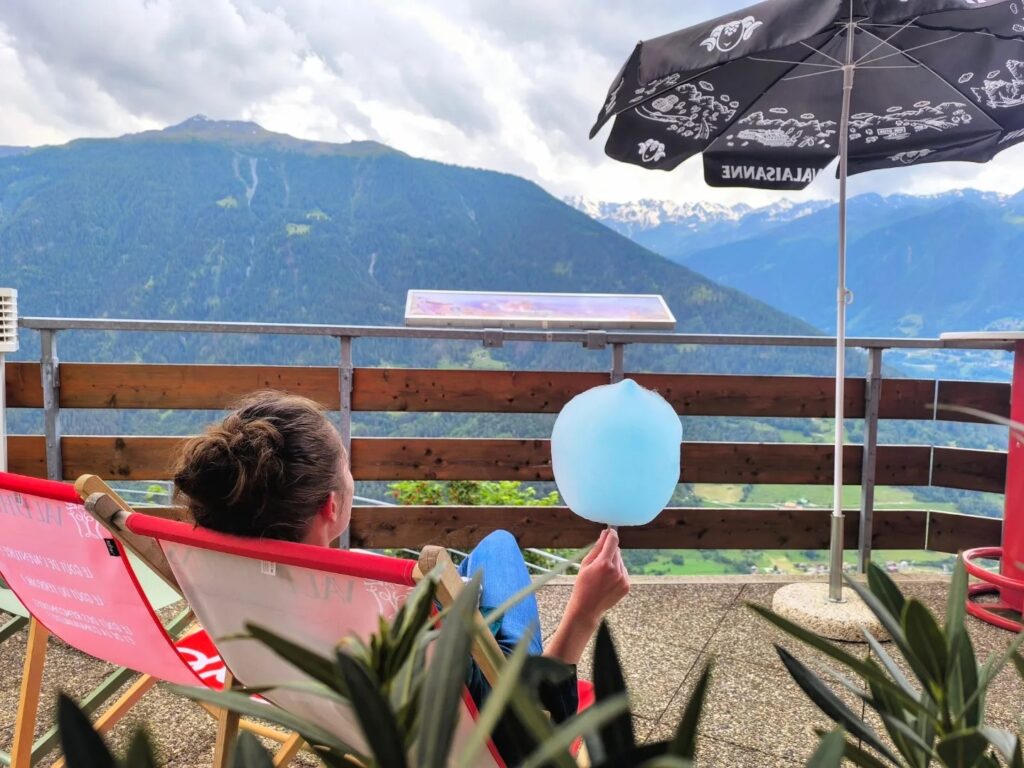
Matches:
[902,599,948,690]
[867,563,906,623]
[457,632,531,768]
[592,621,636,761]
[936,730,991,768]
[951,630,981,728]
[979,727,1019,762]
[840,738,892,768]
[417,571,482,768]
[56,693,117,768]
[842,575,934,696]
[804,728,846,768]
[169,685,364,757]
[968,631,1024,715]
[946,556,969,652]
[635,757,693,768]
[482,543,592,628]
[748,602,925,716]
[124,729,159,768]
[231,731,275,768]
[520,695,630,768]
[242,623,346,696]
[867,680,932,765]
[335,651,408,768]
[667,661,712,759]
[775,647,901,765]
[862,628,919,701]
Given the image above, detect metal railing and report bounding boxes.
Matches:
[12,315,1016,569]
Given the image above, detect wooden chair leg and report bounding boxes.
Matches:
[212,673,241,768]
[10,618,49,768]
[271,732,305,766]
[51,675,157,768]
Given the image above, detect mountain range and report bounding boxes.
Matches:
[0,116,826,380]
[572,191,1023,379]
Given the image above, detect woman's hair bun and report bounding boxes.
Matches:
[172,391,343,541]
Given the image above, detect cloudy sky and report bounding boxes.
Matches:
[3,0,1024,206]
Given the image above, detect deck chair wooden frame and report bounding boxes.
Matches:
[109,496,592,767]
[0,472,301,768]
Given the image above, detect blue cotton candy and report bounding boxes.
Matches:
[551,378,682,527]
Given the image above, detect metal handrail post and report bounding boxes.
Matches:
[40,330,62,481]
[858,347,884,573]
[337,336,354,549]
[611,343,625,383]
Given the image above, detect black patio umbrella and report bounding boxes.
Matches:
[590,0,1024,601]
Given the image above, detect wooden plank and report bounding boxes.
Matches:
[877,378,937,421]
[12,362,1009,424]
[347,505,961,550]
[354,369,956,420]
[9,435,941,486]
[353,369,608,413]
[927,510,1002,553]
[57,363,340,410]
[936,380,1011,423]
[352,439,934,485]
[931,447,1007,493]
[61,437,185,480]
[4,362,42,408]
[7,435,46,476]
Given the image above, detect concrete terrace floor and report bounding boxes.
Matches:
[1,577,1023,766]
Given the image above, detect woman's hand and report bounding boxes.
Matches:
[545,528,630,665]
[570,527,630,621]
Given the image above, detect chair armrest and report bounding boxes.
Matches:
[417,545,505,690]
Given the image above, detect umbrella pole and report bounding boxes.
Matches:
[829,30,856,603]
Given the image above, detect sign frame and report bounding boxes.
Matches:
[404,289,676,330]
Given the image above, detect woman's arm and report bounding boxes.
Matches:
[544,528,630,665]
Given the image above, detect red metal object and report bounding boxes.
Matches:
[965,340,1024,631]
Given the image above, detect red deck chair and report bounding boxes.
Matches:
[0,472,300,768]
[114,503,592,767]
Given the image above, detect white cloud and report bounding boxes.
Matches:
[0,0,1022,206]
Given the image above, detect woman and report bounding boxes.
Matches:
[172,392,629,755]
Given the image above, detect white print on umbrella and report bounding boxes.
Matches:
[628,74,682,107]
[889,149,935,164]
[700,16,763,53]
[849,102,972,144]
[634,81,740,140]
[963,60,1024,109]
[637,139,667,163]
[724,109,836,149]
[1000,126,1024,144]
[604,78,623,115]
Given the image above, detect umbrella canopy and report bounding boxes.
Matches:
[592,0,1024,186]
[590,0,1024,601]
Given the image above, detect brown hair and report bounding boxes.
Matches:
[172,391,343,541]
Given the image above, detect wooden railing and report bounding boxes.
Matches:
[2,320,1015,557]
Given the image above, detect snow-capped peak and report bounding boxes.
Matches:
[567,195,830,232]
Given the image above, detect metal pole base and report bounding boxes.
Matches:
[773,582,890,643]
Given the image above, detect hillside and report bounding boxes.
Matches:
[0,116,827,377]
[574,191,1024,380]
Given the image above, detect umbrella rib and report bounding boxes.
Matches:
[858,32,963,66]
[749,57,840,68]
[782,68,845,82]
[855,17,919,64]
[800,40,844,66]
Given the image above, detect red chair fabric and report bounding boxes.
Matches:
[0,472,204,687]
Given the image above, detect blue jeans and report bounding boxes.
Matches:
[457,531,577,765]
[457,529,543,656]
